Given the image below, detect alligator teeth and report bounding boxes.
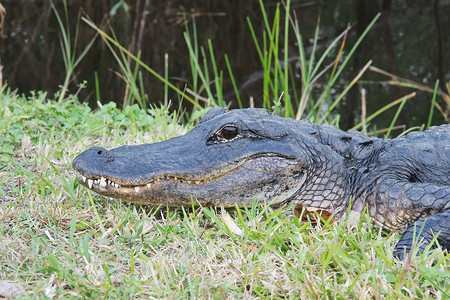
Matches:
[81,175,209,191]
[100,177,107,188]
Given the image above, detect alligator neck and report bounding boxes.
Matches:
[289,122,386,217]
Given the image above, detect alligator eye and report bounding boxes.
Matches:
[215,125,239,141]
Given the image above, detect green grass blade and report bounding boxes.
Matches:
[351,92,416,131]
[384,95,408,138]
[164,53,169,107]
[184,33,215,106]
[427,80,439,128]
[208,39,223,107]
[224,54,243,108]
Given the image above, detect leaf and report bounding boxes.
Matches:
[221,212,243,236]
[0,281,25,298]
[294,205,334,226]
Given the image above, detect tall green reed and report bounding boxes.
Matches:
[51,0,96,103]
[77,0,444,134]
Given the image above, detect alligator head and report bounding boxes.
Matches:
[73,108,345,207]
[73,107,450,258]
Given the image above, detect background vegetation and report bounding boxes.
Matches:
[1,0,449,129]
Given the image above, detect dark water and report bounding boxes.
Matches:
[1,0,449,130]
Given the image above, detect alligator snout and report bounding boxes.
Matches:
[81,147,113,161]
[93,147,106,156]
[83,147,110,158]
[72,147,115,177]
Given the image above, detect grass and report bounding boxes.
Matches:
[1,90,449,299]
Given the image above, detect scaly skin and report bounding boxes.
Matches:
[73,108,450,259]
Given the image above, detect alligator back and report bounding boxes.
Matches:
[380,124,450,185]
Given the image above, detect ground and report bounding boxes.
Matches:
[0,91,448,298]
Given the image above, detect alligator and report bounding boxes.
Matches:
[72,108,450,259]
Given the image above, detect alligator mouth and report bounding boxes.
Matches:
[74,153,307,207]
[74,153,258,194]
[76,173,214,193]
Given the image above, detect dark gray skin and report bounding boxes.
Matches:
[73,108,450,259]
